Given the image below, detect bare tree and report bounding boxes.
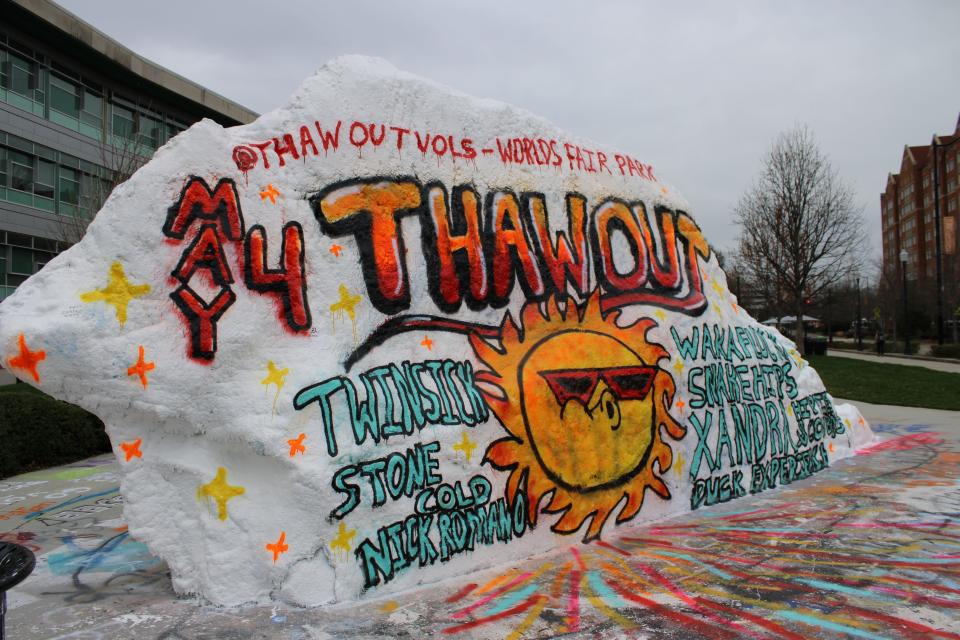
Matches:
[51,100,163,245]
[52,133,150,246]
[735,125,865,354]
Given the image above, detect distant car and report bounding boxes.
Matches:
[846,319,875,338]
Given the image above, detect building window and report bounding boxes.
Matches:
[10,246,33,274]
[9,149,32,192]
[111,103,136,142]
[0,45,45,117]
[49,74,80,119]
[0,232,65,301]
[80,89,103,139]
[139,114,161,150]
[2,43,205,151]
[48,74,104,141]
[166,121,185,142]
[7,51,36,98]
[58,166,79,205]
[35,158,54,199]
[0,138,108,216]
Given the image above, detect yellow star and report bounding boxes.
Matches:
[261,360,289,414]
[330,284,361,320]
[673,450,684,477]
[672,359,685,374]
[379,600,400,613]
[452,431,478,463]
[80,261,150,327]
[711,280,725,296]
[712,302,723,316]
[654,309,667,322]
[787,404,794,416]
[330,521,356,554]
[261,360,288,389]
[197,467,245,521]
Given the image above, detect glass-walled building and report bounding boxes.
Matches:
[0,0,257,301]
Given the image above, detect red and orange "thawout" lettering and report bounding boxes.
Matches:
[311,177,710,317]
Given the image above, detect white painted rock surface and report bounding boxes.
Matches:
[0,56,873,607]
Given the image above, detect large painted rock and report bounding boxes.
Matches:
[0,56,873,606]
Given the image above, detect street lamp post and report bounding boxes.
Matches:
[827,287,833,346]
[900,249,911,355]
[856,277,862,351]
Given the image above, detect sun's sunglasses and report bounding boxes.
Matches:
[539,365,657,406]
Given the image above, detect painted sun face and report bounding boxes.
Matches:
[521,331,657,491]
[472,291,687,541]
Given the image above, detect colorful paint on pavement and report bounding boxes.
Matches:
[2,418,959,638]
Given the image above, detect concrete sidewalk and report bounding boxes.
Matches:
[2,400,960,639]
[828,348,960,373]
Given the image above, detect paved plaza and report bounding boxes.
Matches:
[2,399,960,639]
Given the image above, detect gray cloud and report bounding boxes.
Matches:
[57,0,960,264]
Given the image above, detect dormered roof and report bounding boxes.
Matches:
[906,145,929,166]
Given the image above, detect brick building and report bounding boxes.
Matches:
[881,114,960,332]
[0,0,256,301]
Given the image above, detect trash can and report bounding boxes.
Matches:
[0,542,36,640]
[803,336,827,356]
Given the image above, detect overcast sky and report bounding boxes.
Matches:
[58,1,960,260]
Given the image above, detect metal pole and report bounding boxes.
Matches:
[933,138,944,345]
[856,277,862,350]
[827,287,833,346]
[903,261,911,355]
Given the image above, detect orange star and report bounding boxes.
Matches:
[126,345,155,389]
[731,302,740,314]
[675,398,686,410]
[858,416,865,426]
[421,335,434,350]
[120,438,142,462]
[8,333,45,383]
[266,531,289,563]
[829,442,835,453]
[287,433,306,457]
[260,184,280,204]
[329,244,343,257]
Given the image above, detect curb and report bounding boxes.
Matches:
[827,347,960,366]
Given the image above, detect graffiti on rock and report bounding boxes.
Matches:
[0,58,872,606]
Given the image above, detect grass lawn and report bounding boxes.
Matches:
[806,355,960,411]
[1,382,110,478]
